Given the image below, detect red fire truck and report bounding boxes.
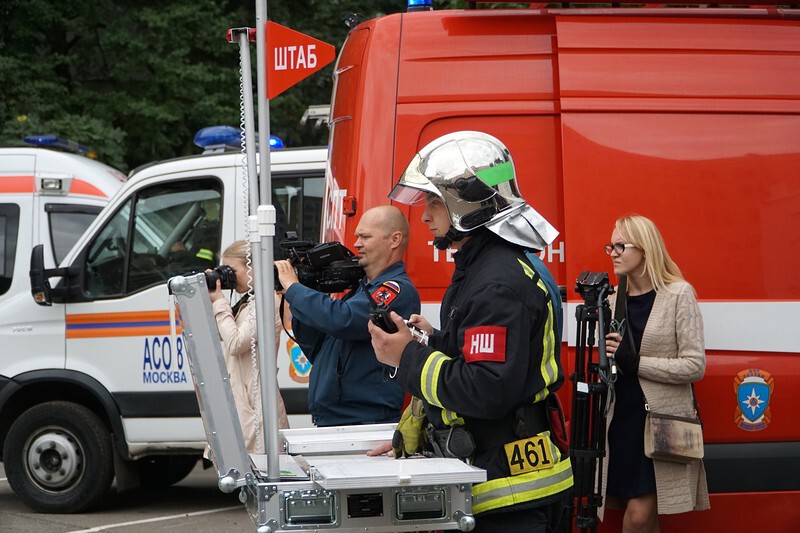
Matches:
[322,2,800,531]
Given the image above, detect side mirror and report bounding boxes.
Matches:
[30,245,53,306]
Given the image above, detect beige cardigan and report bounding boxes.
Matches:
[599,281,710,518]
[212,294,289,454]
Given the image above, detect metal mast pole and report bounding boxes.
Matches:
[254,0,281,482]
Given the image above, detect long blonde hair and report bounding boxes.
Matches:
[616,215,684,292]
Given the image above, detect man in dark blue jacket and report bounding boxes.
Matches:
[275,206,420,427]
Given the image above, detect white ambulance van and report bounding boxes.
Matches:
[0,127,325,512]
[0,136,126,296]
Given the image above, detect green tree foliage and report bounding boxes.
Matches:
[0,0,402,171]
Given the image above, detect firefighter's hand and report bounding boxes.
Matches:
[366,440,394,457]
[391,398,426,458]
[407,314,434,336]
[368,311,412,368]
[274,260,299,292]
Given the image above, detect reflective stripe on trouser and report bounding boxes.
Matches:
[471,457,573,515]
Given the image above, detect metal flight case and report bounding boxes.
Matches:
[169,272,485,533]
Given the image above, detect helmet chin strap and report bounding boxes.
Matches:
[433,227,470,250]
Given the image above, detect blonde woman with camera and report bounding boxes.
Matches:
[210,240,289,454]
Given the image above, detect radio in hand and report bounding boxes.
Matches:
[363,280,428,344]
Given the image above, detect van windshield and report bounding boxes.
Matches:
[84,178,222,297]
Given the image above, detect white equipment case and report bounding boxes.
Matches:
[169,273,485,532]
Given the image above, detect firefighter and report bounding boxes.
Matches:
[368,131,573,532]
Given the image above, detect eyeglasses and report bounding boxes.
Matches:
[604,243,637,256]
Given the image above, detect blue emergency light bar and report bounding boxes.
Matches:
[24,135,89,155]
[193,125,241,149]
[408,0,433,11]
[194,125,284,151]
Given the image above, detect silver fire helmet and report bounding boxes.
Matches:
[389,131,558,250]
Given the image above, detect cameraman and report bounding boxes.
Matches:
[210,240,289,454]
[275,206,420,427]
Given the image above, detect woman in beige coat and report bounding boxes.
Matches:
[210,241,289,455]
[601,215,709,532]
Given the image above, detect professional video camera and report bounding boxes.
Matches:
[275,232,365,293]
[205,264,237,291]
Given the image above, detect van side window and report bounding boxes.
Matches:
[84,178,223,298]
[0,204,21,296]
[274,176,323,241]
[46,204,103,265]
[85,199,132,297]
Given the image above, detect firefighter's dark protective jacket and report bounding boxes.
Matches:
[395,229,573,514]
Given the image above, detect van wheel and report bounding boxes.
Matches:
[137,455,199,488]
[3,401,114,513]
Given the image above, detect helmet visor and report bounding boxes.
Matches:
[389,183,429,206]
[389,152,442,206]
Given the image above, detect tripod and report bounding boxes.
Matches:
[569,271,616,532]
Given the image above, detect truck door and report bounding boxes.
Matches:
[64,177,223,449]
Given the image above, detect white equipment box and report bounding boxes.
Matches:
[169,273,486,532]
[280,424,398,455]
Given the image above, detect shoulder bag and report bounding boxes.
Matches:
[643,391,704,463]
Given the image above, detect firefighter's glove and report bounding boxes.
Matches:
[392,397,426,458]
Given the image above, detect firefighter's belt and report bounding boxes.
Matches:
[427,426,476,460]
[514,401,549,439]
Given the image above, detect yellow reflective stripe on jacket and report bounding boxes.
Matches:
[518,258,560,404]
[420,351,451,408]
[472,457,574,515]
[440,408,464,427]
[518,258,535,280]
[535,277,559,403]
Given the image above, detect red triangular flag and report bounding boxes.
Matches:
[266,21,336,99]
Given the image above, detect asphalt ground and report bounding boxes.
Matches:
[0,461,254,533]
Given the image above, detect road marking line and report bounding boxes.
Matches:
[65,505,242,532]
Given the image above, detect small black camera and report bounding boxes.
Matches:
[205,264,237,291]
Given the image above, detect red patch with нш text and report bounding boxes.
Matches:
[463,326,506,363]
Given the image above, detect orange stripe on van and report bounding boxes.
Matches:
[67,326,179,339]
[0,176,36,193]
[70,178,109,198]
[66,311,182,339]
[66,311,171,324]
